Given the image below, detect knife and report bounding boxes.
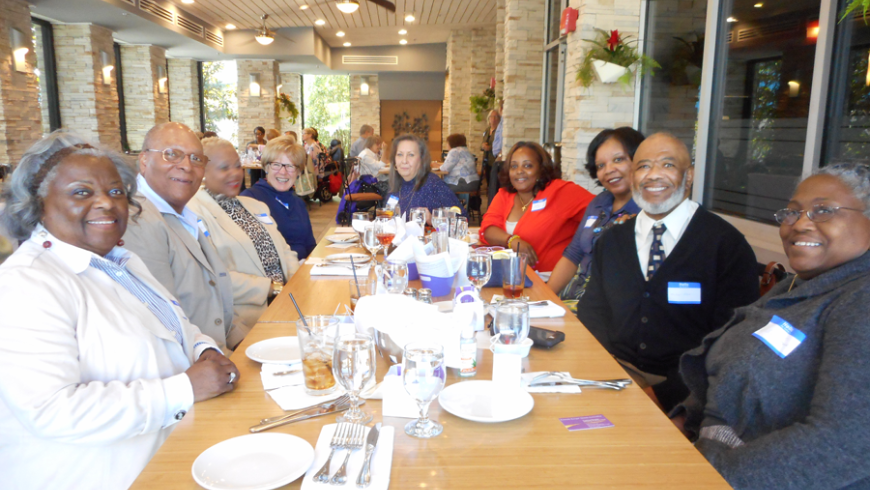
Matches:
[250,400,363,433]
[355,422,381,488]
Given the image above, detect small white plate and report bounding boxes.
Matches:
[192,433,314,490]
[325,252,371,265]
[326,233,359,244]
[438,380,534,423]
[245,337,301,364]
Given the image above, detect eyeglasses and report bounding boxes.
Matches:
[269,162,298,172]
[144,148,208,168]
[774,204,866,225]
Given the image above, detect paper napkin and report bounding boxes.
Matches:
[521,372,582,394]
[260,362,304,391]
[301,424,394,490]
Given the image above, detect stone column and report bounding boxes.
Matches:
[120,45,169,149]
[350,75,379,140]
[168,58,201,132]
[445,30,472,148]
[54,24,120,151]
[502,0,546,153]
[495,0,506,100]
[469,27,497,155]
[236,60,280,149]
[560,0,643,189]
[0,0,43,166]
[278,72,303,137]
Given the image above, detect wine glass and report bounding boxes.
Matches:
[352,211,370,243]
[466,252,493,294]
[493,300,530,345]
[332,333,376,424]
[409,207,427,229]
[383,260,409,294]
[402,342,446,438]
[362,224,382,261]
[374,217,396,253]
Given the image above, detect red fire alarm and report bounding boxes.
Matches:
[560,7,578,36]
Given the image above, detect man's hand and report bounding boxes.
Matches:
[187,350,240,402]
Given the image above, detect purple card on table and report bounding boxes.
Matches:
[560,415,614,432]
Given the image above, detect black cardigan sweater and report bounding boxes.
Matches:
[577,206,759,410]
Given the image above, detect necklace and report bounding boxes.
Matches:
[518,194,532,212]
[788,274,798,292]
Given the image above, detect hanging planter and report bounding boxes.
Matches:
[592,60,633,84]
[576,29,660,88]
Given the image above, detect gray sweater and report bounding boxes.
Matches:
[678,251,870,490]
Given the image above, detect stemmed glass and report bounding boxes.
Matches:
[466,252,493,295]
[352,211,370,243]
[493,300,530,345]
[362,224,382,262]
[409,207,427,229]
[382,260,409,294]
[333,333,376,424]
[402,342,446,438]
[374,217,396,255]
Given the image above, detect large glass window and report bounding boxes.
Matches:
[541,0,566,152]
[202,61,238,145]
[31,19,60,136]
[302,75,350,147]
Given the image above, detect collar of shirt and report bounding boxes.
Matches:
[30,224,130,274]
[136,174,200,239]
[635,198,699,246]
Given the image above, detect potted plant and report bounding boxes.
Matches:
[671,33,704,87]
[841,0,870,22]
[275,92,299,125]
[576,29,660,88]
[469,87,496,122]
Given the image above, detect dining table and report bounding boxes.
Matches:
[131,228,730,489]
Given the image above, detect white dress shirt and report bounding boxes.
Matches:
[137,174,200,239]
[635,198,700,278]
[358,148,386,179]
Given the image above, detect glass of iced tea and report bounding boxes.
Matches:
[501,253,528,299]
[296,315,341,395]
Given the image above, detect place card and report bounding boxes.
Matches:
[560,414,614,432]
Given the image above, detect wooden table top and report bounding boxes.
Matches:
[132,229,728,489]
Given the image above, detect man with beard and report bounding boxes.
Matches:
[577,133,758,412]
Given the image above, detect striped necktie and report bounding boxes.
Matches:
[647,223,667,281]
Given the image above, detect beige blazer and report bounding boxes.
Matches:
[123,195,250,352]
[190,190,300,327]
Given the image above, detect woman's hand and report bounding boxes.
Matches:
[513,238,538,268]
[186,349,240,402]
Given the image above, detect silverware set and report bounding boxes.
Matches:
[528,372,633,390]
[250,395,358,432]
[312,422,381,487]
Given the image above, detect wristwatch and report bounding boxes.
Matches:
[269,280,284,297]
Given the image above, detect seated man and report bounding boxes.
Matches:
[124,122,249,352]
[577,133,759,412]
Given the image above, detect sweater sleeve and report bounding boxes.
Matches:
[696,287,870,490]
[559,182,595,226]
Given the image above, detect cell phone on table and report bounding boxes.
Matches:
[528,326,565,349]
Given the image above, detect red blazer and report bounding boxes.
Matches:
[479,179,594,272]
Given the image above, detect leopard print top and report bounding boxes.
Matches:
[209,190,285,284]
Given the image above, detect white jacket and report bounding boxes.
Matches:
[0,227,219,490]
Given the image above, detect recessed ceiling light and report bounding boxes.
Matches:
[225,23,236,29]
[404,14,415,22]
[726,16,737,22]
[754,2,763,6]
[315,19,326,25]
[300,4,309,9]
[398,29,407,35]
[336,31,346,37]
[343,42,351,46]
[399,39,408,44]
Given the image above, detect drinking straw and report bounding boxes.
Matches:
[350,256,361,296]
[288,292,312,334]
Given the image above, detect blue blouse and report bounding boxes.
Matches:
[241,179,317,259]
[390,173,466,217]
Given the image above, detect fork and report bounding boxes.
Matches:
[329,424,365,485]
[312,423,351,483]
[529,372,632,390]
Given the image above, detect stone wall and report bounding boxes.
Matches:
[121,45,169,149]
[444,28,496,158]
[469,27,496,156]
[0,0,43,166]
[236,60,279,149]
[54,24,120,151]
[168,58,202,132]
[349,74,379,141]
[278,72,302,137]
[502,0,546,153]
[495,0,506,100]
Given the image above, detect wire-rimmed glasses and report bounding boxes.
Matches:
[774,204,866,225]
[143,148,208,167]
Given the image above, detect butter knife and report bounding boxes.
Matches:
[356,422,381,488]
[250,400,361,433]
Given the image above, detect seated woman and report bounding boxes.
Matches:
[241,136,317,259]
[191,137,300,328]
[439,134,480,193]
[386,134,465,216]
[548,127,644,302]
[358,135,387,181]
[245,126,266,150]
[329,138,345,164]
[673,162,870,489]
[0,132,239,488]
[302,127,332,175]
[479,141,594,272]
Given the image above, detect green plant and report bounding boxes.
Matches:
[276,92,299,125]
[469,88,496,122]
[576,29,660,88]
[671,33,704,87]
[841,0,870,23]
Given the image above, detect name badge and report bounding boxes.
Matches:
[171,299,181,306]
[387,195,399,208]
[219,272,227,277]
[753,315,805,358]
[531,198,547,212]
[275,198,289,209]
[256,213,274,225]
[197,218,210,237]
[667,282,701,304]
[584,216,598,228]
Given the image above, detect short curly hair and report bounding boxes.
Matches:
[0,130,140,241]
[814,161,870,218]
[446,134,467,149]
[498,141,561,195]
[584,127,646,185]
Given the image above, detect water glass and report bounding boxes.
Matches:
[431,207,448,219]
[451,216,468,239]
[333,333,376,424]
[432,217,450,234]
[352,211,370,243]
[382,260,409,294]
[409,207,427,228]
[501,254,528,299]
[362,225,382,261]
[493,300,530,345]
[402,342,446,438]
[296,316,341,395]
[466,253,493,292]
[348,278,373,313]
[431,231,449,254]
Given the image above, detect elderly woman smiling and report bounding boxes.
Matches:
[190,137,300,328]
[0,132,239,489]
[674,162,870,489]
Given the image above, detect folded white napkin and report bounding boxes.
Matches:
[326,242,358,250]
[521,372,582,394]
[267,385,344,410]
[381,374,420,419]
[260,362,303,391]
[334,226,355,233]
[387,236,430,264]
[529,300,567,318]
[309,262,372,277]
[301,424,395,490]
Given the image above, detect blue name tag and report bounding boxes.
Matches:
[531,198,547,212]
[171,300,180,306]
[584,216,597,228]
[219,272,227,277]
[752,315,805,358]
[667,282,701,304]
[275,198,289,209]
[387,195,399,208]
[197,219,210,237]
[256,213,274,225]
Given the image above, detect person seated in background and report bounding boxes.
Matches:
[0,131,238,488]
[329,139,344,164]
[265,128,281,142]
[350,124,374,158]
[202,131,219,139]
[387,133,465,217]
[285,130,298,140]
[548,127,645,304]
[302,127,332,175]
[673,162,870,490]
[190,137,300,328]
[123,122,247,352]
[479,141,594,273]
[577,133,759,412]
[241,137,317,259]
[358,135,387,181]
[439,133,480,193]
[246,126,266,150]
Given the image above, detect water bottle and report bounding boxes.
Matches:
[459,323,477,377]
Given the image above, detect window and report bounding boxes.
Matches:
[541,0,567,151]
[202,61,238,145]
[31,18,60,135]
[302,75,350,147]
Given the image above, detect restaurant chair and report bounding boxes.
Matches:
[759,261,789,296]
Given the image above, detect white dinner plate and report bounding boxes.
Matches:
[438,380,534,423]
[192,433,314,490]
[326,233,359,244]
[245,337,301,364]
[325,253,371,265]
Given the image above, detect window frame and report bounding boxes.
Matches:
[540,0,568,145]
[31,18,61,132]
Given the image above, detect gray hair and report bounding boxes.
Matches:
[813,161,870,218]
[0,130,140,241]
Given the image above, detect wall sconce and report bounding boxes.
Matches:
[10,28,29,73]
[249,73,261,97]
[788,80,800,98]
[360,81,370,96]
[157,64,168,94]
[100,51,114,85]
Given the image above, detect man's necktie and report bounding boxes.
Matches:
[647,223,667,281]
